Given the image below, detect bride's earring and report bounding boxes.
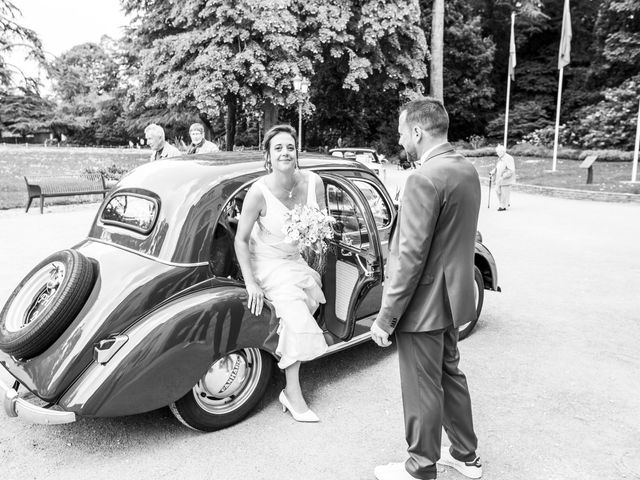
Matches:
[264,154,272,172]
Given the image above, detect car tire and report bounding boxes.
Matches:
[458,266,484,340]
[169,348,274,432]
[0,249,95,359]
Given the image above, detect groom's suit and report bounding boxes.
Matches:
[375,143,481,479]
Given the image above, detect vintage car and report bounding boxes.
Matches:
[329,147,387,180]
[0,152,499,432]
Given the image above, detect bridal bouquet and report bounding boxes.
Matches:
[282,205,336,272]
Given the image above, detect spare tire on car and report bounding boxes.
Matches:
[0,249,95,359]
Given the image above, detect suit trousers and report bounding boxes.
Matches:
[396,326,478,479]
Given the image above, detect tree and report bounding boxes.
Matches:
[122,0,427,149]
[417,0,495,140]
[429,0,444,100]
[0,0,44,90]
[0,85,55,139]
[46,40,130,145]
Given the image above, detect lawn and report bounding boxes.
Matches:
[0,146,149,209]
[1,145,638,210]
[470,155,640,195]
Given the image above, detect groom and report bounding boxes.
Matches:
[370,98,482,480]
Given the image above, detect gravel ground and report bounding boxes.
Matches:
[1,179,639,480]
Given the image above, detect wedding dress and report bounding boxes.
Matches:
[250,172,328,369]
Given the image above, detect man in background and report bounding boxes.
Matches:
[490,144,516,211]
[187,123,219,154]
[144,124,181,161]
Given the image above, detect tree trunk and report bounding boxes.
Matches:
[199,114,213,141]
[262,99,279,139]
[225,93,237,151]
[430,0,445,102]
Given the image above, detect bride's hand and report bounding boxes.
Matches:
[246,282,265,316]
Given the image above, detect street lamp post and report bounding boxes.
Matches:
[292,75,310,152]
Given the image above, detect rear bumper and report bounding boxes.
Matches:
[1,377,76,425]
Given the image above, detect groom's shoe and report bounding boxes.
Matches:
[437,449,482,478]
[373,463,417,480]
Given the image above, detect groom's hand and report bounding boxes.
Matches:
[370,322,392,347]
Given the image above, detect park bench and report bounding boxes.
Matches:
[24,174,108,214]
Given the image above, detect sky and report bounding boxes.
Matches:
[9,0,130,84]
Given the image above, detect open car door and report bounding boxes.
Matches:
[319,173,383,341]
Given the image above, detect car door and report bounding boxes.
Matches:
[319,173,383,341]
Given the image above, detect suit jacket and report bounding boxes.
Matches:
[149,142,182,161]
[376,143,481,334]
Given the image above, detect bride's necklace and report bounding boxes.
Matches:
[279,174,299,199]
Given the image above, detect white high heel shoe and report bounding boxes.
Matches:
[279,390,320,423]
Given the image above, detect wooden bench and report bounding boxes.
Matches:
[24,174,108,214]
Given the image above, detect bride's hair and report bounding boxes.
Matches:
[263,125,298,172]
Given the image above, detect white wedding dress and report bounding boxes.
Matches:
[249,173,328,369]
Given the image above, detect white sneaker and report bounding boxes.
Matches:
[437,449,483,478]
[373,462,416,480]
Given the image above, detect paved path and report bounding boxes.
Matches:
[1,187,639,480]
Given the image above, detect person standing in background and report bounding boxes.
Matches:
[144,124,181,161]
[490,145,516,211]
[187,123,219,154]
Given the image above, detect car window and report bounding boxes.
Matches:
[352,180,391,229]
[325,183,369,249]
[101,194,158,234]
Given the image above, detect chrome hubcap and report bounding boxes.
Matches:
[192,348,262,415]
[6,262,66,332]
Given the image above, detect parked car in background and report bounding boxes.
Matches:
[0,152,499,432]
[330,147,387,181]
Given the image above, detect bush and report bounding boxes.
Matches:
[467,135,487,149]
[459,146,496,157]
[84,163,131,182]
[563,74,640,150]
[580,150,636,162]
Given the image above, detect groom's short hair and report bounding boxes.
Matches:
[401,98,449,138]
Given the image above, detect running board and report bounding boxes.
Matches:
[320,315,375,357]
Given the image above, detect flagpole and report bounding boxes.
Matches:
[504,74,512,147]
[551,67,564,172]
[504,11,516,148]
[632,98,640,183]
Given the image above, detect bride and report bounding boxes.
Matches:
[234,125,328,422]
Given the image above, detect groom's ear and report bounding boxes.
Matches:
[412,125,422,141]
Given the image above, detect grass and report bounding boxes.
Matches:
[1,145,638,210]
[470,155,640,195]
[0,146,149,209]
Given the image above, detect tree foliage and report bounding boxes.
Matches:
[0,86,54,138]
[122,0,427,149]
[0,0,44,90]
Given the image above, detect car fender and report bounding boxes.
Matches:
[58,286,278,417]
[474,242,499,291]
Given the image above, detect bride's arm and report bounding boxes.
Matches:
[234,185,265,315]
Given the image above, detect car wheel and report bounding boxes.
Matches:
[169,348,274,432]
[458,266,484,340]
[0,249,95,359]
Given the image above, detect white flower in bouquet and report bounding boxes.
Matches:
[282,205,336,271]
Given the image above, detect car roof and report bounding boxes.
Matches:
[93,151,375,264]
[329,148,377,154]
